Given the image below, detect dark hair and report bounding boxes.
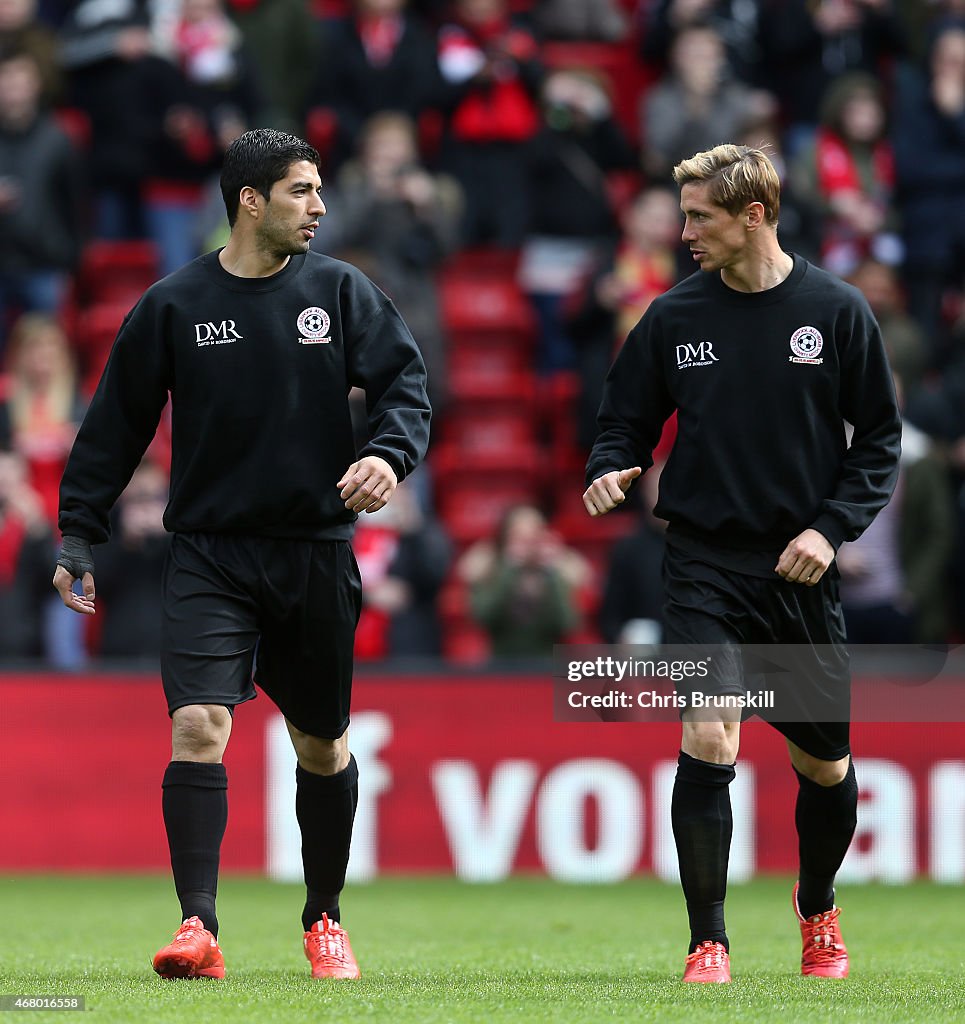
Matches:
[819,72,885,139]
[0,45,37,70]
[220,128,321,226]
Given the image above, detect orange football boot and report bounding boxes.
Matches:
[793,883,849,978]
[152,916,225,980]
[682,940,731,983]
[304,914,361,980]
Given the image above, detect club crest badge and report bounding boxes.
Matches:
[789,325,823,365]
[297,307,331,344]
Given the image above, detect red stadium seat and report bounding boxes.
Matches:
[304,106,338,172]
[449,342,528,381]
[436,478,539,545]
[440,408,536,454]
[438,581,493,664]
[442,620,491,664]
[448,364,537,404]
[440,274,535,336]
[77,302,131,389]
[77,240,159,306]
[417,108,444,163]
[53,106,92,150]
[433,442,540,478]
[445,247,521,278]
[536,370,581,448]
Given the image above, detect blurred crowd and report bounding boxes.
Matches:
[0,0,964,664]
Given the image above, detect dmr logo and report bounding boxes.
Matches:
[195,321,243,347]
[676,341,719,369]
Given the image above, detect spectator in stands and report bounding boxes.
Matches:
[0,0,61,103]
[1,313,86,667]
[599,459,666,645]
[460,503,589,658]
[641,23,776,182]
[896,0,963,58]
[224,0,317,133]
[436,0,542,246]
[93,458,170,660]
[141,0,261,276]
[838,374,954,644]
[639,0,764,84]
[593,186,681,346]
[567,186,682,446]
[0,448,55,658]
[308,0,438,171]
[758,0,907,154]
[59,0,157,240]
[313,112,461,410]
[736,115,821,263]
[849,257,927,403]
[791,72,901,278]
[533,0,628,42]
[1,312,84,526]
[354,475,451,659]
[518,68,636,374]
[0,48,83,349]
[893,19,965,359]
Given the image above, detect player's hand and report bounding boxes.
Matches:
[583,467,642,517]
[52,535,96,615]
[775,528,834,586]
[338,456,398,514]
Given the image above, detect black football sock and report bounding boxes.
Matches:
[161,760,228,938]
[671,750,736,955]
[297,755,359,932]
[795,757,858,920]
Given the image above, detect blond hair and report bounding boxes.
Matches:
[673,144,781,225]
[6,313,78,431]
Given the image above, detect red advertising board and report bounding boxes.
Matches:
[1,673,963,881]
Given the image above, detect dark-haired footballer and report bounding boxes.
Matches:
[584,144,900,983]
[53,129,430,981]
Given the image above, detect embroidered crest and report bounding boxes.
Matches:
[789,325,823,365]
[297,307,331,344]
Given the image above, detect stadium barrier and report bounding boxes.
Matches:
[2,671,963,881]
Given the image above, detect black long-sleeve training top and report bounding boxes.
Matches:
[586,254,902,576]
[59,250,431,544]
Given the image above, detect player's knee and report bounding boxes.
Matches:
[171,704,231,758]
[682,721,739,764]
[797,755,850,787]
[289,725,349,775]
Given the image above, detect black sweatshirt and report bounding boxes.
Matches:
[59,250,431,544]
[586,254,901,576]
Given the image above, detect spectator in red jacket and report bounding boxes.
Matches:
[1,312,84,527]
[791,71,901,277]
[436,0,543,245]
[0,48,84,350]
[308,0,439,170]
[0,449,55,658]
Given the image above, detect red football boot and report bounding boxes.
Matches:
[793,883,849,978]
[152,916,225,980]
[682,940,731,983]
[304,914,361,980]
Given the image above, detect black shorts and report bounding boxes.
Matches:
[161,533,362,738]
[662,543,851,761]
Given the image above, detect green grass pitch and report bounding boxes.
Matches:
[1,876,961,1023]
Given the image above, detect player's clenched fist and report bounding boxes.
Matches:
[338,455,398,514]
[583,466,642,517]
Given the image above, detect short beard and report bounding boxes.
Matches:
[257,223,308,261]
